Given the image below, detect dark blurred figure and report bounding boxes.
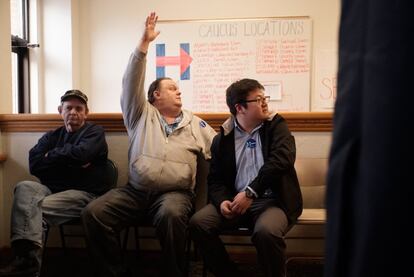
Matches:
[325,1,412,277]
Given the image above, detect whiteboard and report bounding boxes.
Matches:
[312,49,338,111]
[146,17,312,112]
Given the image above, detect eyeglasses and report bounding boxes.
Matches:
[239,96,270,105]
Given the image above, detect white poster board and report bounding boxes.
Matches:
[146,17,312,112]
[312,49,338,111]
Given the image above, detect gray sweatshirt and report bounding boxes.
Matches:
[121,49,216,192]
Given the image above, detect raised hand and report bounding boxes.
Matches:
[143,12,160,42]
[139,12,160,53]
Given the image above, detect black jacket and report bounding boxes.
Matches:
[29,122,108,194]
[208,114,303,224]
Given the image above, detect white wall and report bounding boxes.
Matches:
[40,0,73,113]
[17,0,340,113]
[0,0,340,113]
[75,0,340,113]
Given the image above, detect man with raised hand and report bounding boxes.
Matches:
[82,12,216,277]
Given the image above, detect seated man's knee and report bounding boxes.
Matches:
[252,224,285,243]
[14,180,45,195]
[81,199,100,222]
[158,204,188,223]
[189,205,219,237]
[156,192,193,224]
[253,207,288,240]
[189,211,203,230]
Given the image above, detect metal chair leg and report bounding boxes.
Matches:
[122,227,130,251]
[58,225,68,256]
[133,226,140,258]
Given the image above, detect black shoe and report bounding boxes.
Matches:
[212,261,241,277]
[120,267,133,277]
[0,256,39,277]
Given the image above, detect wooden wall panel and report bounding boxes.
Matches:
[0,112,332,133]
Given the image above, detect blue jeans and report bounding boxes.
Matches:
[11,180,96,246]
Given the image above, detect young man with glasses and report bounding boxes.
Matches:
[190,78,303,277]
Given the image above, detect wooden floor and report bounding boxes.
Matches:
[0,247,323,277]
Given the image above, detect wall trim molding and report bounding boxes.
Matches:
[0,112,332,132]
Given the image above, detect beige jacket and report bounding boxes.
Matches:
[121,49,216,192]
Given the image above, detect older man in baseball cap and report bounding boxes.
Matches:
[0,90,108,277]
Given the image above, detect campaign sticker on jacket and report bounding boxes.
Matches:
[246,138,257,148]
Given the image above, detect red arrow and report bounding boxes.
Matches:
[156,48,193,74]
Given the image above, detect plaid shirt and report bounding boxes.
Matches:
[160,112,183,136]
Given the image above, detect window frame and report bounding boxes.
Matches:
[11,0,30,113]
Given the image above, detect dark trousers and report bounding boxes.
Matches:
[81,184,193,277]
[189,199,289,277]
